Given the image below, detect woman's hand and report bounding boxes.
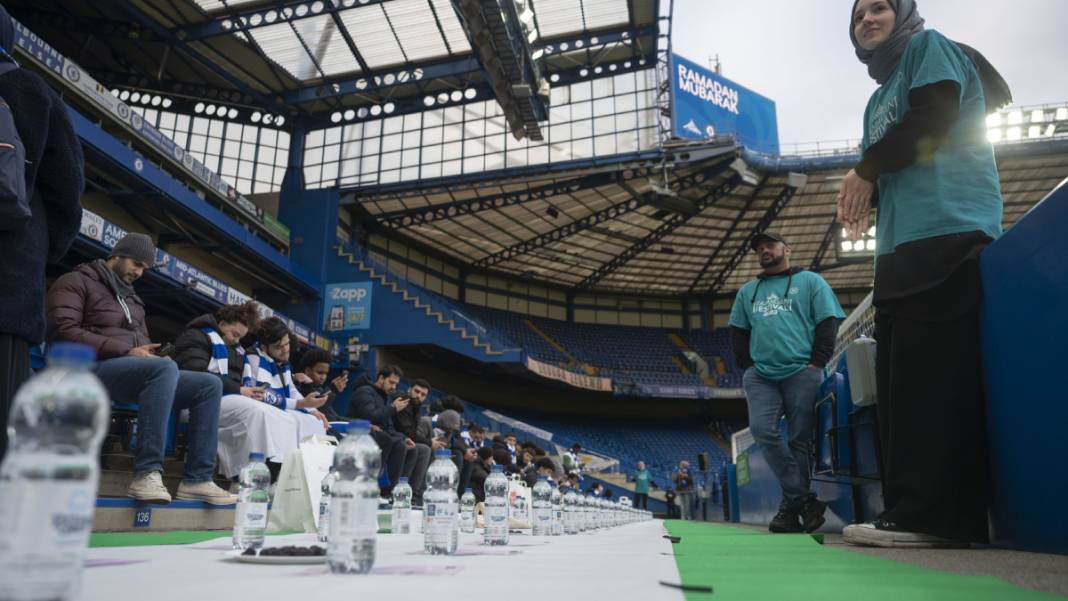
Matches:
[240,385,265,400]
[837,169,874,240]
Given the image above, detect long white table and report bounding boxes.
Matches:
[83,521,685,601]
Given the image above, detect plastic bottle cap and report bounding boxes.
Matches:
[348,419,371,433]
[398,476,409,483]
[538,476,548,481]
[464,487,473,493]
[434,450,452,458]
[249,452,264,462]
[490,464,503,472]
[46,342,96,365]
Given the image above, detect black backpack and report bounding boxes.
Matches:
[0,57,28,230]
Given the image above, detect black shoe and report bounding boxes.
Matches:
[768,506,803,533]
[800,497,827,533]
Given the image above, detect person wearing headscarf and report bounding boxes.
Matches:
[839,0,1010,549]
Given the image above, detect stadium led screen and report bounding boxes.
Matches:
[669,53,780,155]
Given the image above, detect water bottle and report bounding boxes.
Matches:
[423,450,458,554]
[391,477,412,534]
[563,488,579,535]
[550,482,563,536]
[0,343,109,601]
[317,465,338,542]
[483,465,509,545]
[232,452,270,551]
[459,487,476,533]
[531,477,552,536]
[328,420,381,574]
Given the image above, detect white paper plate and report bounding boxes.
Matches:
[225,549,327,565]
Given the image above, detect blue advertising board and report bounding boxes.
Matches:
[669,53,780,155]
[324,283,373,331]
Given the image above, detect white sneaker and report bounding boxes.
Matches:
[843,520,969,548]
[127,471,172,504]
[176,480,238,506]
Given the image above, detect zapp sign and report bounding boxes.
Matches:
[324,283,373,331]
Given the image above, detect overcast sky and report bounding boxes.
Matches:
[670,0,1068,148]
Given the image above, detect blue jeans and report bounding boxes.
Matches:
[742,366,824,507]
[94,357,222,482]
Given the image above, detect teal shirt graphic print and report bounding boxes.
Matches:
[729,270,845,381]
[861,29,1003,256]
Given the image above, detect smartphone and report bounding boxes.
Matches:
[154,342,175,357]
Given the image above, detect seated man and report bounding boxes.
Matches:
[562,443,583,476]
[393,379,435,505]
[45,232,234,504]
[349,365,414,499]
[469,447,494,502]
[172,302,305,482]
[435,409,477,493]
[241,317,330,445]
[466,425,488,449]
[294,347,348,422]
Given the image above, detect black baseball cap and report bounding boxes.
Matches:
[750,231,788,251]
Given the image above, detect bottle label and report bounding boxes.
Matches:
[426,503,455,537]
[486,505,508,523]
[0,479,95,556]
[331,496,379,540]
[236,502,268,531]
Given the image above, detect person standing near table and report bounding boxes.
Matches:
[630,461,651,510]
[730,232,845,533]
[839,0,1011,548]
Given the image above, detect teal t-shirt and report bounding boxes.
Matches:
[862,29,1003,257]
[632,469,651,494]
[728,270,846,381]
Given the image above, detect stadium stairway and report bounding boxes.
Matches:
[335,246,509,356]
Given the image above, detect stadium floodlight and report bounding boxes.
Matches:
[162,98,173,108]
[262,115,274,125]
[1007,127,1021,140]
[330,112,342,123]
[205,104,217,116]
[838,223,877,259]
[227,108,239,119]
[344,109,355,121]
[119,90,131,101]
[1007,110,1023,125]
[1028,125,1041,138]
[1031,109,1045,123]
[276,116,285,126]
[130,92,141,103]
[1057,107,1068,121]
[987,128,1002,143]
[251,112,262,123]
[985,113,1001,127]
[194,102,204,113]
[1046,124,1057,137]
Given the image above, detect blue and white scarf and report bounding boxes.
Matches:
[242,349,302,411]
[202,327,244,376]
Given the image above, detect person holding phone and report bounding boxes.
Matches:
[350,365,415,500]
[173,302,307,484]
[294,347,348,422]
[46,232,235,505]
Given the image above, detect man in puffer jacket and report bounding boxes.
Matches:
[46,232,235,505]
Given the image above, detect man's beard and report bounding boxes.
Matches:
[760,253,784,269]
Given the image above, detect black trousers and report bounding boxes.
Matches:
[0,334,30,464]
[633,492,649,510]
[371,429,408,496]
[874,263,990,543]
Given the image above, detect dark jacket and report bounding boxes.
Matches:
[296,380,345,422]
[350,378,398,434]
[46,261,150,359]
[0,15,86,344]
[172,313,244,395]
[395,401,430,445]
[469,460,491,502]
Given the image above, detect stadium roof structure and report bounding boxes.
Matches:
[348,136,1068,296]
[13,0,657,128]
[12,1,1068,298]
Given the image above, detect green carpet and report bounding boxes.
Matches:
[665,521,1062,601]
[89,530,229,548]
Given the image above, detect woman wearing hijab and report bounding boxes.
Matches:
[839,0,1011,548]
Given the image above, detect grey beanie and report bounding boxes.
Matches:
[437,409,461,432]
[109,233,156,266]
